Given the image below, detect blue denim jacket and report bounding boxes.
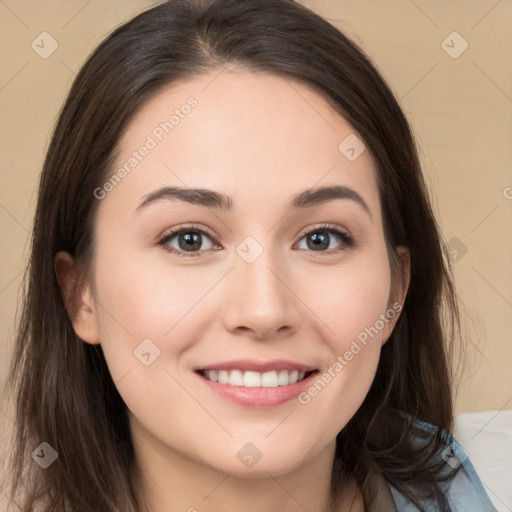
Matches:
[384,418,498,511]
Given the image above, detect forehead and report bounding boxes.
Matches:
[102,70,381,218]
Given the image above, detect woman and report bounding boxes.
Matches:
[2,0,497,510]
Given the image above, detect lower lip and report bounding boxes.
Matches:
[195,371,318,408]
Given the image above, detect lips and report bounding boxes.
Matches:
[194,359,319,407]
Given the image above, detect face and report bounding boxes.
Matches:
[59,70,409,478]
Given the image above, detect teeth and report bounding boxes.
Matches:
[203,369,310,387]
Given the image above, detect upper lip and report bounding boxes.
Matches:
[195,359,317,373]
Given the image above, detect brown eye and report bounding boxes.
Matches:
[159,226,219,257]
[296,224,355,254]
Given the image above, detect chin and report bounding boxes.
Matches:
[199,441,310,479]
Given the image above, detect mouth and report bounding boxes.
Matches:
[193,360,319,408]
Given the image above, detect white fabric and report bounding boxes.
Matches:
[454,409,512,512]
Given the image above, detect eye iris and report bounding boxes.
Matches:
[179,232,202,251]
[308,232,329,251]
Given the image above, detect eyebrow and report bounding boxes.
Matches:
[136,184,372,218]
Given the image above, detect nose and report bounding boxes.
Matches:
[221,247,302,341]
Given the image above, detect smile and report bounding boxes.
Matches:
[194,360,320,408]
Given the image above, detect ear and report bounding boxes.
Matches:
[381,246,410,345]
[54,251,100,345]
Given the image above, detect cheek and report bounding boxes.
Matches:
[90,243,189,374]
[294,249,392,426]
[93,232,203,333]
[91,253,202,429]
[299,251,392,349]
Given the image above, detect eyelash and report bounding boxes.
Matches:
[157,223,356,258]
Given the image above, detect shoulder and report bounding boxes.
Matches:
[385,417,497,511]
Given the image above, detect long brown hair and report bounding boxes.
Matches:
[3,0,462,510]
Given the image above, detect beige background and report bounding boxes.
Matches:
[1,0,511,441]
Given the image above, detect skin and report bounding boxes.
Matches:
[56,69,410,512]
